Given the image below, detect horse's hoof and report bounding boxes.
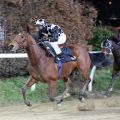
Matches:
[54,95,64,104]
[24,100,32,107]
[106,93,112,97]
[79,91,85,102]
[63,92,70,99]
[57,103,62,108]
[102,91,112,97]
[79,96,85,103]
[49,97,55,102]
[57,99,63,104]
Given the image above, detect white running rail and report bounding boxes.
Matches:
[0,53,28,58]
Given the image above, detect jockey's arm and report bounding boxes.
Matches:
[32,31,44,42]
[49,26,59,42]
[33,31,49,43]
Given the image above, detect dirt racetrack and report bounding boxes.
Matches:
[0,96,120,120]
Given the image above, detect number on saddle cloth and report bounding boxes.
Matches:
[60,47,76,63]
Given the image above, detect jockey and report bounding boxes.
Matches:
[117,29,120,44]
[34,19,66,61]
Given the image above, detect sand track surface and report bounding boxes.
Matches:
[0,96,120,120]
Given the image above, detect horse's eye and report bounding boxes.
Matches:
[106,42,111,47]
[21,36,24,38]
[106,43,109,46]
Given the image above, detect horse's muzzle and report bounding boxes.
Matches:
[8,44,18,53]
[8,44,14,50]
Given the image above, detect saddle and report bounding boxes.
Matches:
[40,42,76,63]
[60,46,76,63]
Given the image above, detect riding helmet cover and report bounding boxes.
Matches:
[35,19,47,30]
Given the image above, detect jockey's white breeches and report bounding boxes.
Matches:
[49,33,66,55]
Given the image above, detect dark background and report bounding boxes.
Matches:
[85,0,120,26]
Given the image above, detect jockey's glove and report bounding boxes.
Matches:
[48,37,58,42]
[40,38,49,42]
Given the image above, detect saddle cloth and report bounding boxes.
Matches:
[59,47,76,63]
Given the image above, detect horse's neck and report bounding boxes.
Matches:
[26,35,44,65]
[112,43,120,62]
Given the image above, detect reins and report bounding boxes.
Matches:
[112,42,120,52]
[15,33,38,48]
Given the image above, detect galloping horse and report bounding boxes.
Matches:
[9,29,91,106]
[101,37,120,95]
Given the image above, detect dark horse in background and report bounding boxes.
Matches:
[9,27,91,106]
[101,37,120,95]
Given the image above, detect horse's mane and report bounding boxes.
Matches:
[109,36,120,61]
[109,36,118,44]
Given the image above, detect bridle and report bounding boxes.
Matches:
[101,39,113,53]
[14,33,28,48]
[14,32,48,49]
[14,33,37,48]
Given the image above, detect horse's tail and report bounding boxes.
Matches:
[88,51,112,68]
[88,51,105,92]
[88,51,112,92]
[31,83,36,92]
[88,65,97,92]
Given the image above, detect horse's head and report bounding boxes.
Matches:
[9,31,28,52]
[101,38,113,55]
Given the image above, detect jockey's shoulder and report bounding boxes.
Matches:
[47,24,58,29]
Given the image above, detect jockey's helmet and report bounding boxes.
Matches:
[35,19,47,30]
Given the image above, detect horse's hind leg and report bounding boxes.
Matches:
[49,78,72,104]
[62,77,71,99]
[22,76,36,106]
[78,65,91,102]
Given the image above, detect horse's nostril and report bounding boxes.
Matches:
[9,45,14,50]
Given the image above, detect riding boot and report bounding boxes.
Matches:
[55,53,63,62]
[58,53,63,58]
[43,41,62,62]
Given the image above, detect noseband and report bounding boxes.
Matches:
[14,33,28,48]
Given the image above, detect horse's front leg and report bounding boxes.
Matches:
[106,71,120,96]
[22,76,36,106]
[48,80,57,101]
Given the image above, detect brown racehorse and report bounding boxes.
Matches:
[9,30,91,106]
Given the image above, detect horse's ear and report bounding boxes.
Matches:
[26,25,30,33]
[20,23,30,33]
[20,23,31,33]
